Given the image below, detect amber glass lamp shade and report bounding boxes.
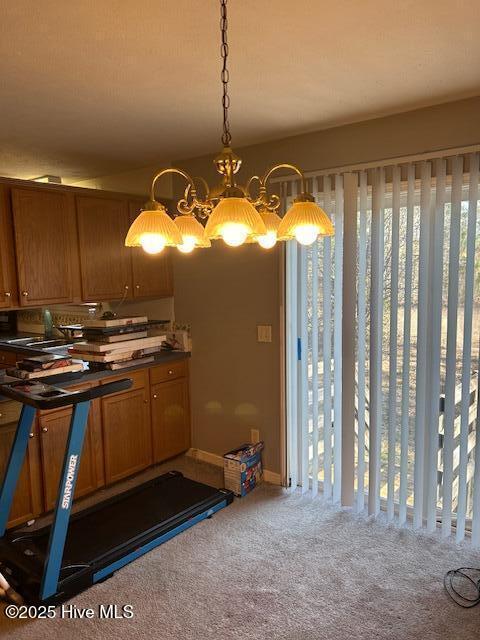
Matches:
[246,210,282,249]
[277,200,334,246]
[125,205,183,254]
[204,197,267,247]
[174,215,211,253]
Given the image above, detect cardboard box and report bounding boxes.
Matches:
[223,442,264,497]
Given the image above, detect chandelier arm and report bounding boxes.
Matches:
[244,175,261,200]
[184,176,211,202]
[261,163,307,194]
[150,167,197,204]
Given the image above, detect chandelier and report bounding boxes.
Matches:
[125,0,334,255]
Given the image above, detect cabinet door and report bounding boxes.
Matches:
[38,399,101,511]
[129,202,173,299]
[76,195,133,301]
[151,378,191,462]
[11,187,76,306]
[101,386,152,484]
[0,401,42,528]
[0,350,19,368]
[0,186,18,307]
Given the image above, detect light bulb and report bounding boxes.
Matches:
[140,233,166,255]
[221,223,249,247]
[177,235,197,254]
[257,231,277,249]
[294,224,318,246]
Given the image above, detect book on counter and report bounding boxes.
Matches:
[70,335,165,354]
[88,356,155,371]
[7,363,84,380]
[71,313,166,370]
[18,354,73,372]
[69,345,162,363]
[82,316,148,328]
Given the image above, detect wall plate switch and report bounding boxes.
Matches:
[257,324,272,343]
[250,429,260,443]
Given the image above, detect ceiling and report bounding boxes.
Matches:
[1,0,479,182]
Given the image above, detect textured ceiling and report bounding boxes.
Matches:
[0,0,479,182]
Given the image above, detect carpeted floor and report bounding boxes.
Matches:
[1,455,479,639]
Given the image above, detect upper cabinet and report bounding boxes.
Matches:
[0,178,174,307]
[0,187,18,308]
[11,187,79,306]
[76,195,133,302]
[129,202,174,299]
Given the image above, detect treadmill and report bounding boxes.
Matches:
[0,378,233,604]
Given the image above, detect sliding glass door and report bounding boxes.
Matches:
[284,152,480,544]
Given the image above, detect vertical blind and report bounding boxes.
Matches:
[284,151,480,544]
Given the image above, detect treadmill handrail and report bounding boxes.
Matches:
[0,378,133,409]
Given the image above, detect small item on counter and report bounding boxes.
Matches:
[223,442,264,497]
[163,330,191,352]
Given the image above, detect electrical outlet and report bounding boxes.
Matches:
[250,428,260,443]
[257,324,272,343]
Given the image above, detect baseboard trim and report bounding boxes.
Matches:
[186,448,282,486]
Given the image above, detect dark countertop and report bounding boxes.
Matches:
[0,332,190,395]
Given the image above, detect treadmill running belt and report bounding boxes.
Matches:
[27,473,224,566]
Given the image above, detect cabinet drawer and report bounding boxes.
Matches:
[100,369,148,394]
[150,359,187,385]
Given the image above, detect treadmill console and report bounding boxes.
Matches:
[0,377,132,409]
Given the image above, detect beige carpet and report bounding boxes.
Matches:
[1,456,479,639]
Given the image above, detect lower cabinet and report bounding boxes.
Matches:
[151,378,191,462]
[0,400,42,528]
[0,360,191,528]
[100,370,152,485]
[38,382,103,511]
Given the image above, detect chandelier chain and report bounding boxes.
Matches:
[220,0,231,146]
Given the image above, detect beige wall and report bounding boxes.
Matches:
[84,97,480,476]
[74,163,173,198]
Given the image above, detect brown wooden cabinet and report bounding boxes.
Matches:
[129,201,174,299]
[11,187,78,306]
[150,363,191,463]
[0,186,18,308]
[0,350,20,368]
[0,400,42,528]
[100,370,152,484]
[76,195,133,301]
[38,383,103,510]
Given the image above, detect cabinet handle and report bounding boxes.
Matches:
[41,427,48,433]
[22,291,29,297]
[29,432,34,439]
[152,394,158,399]
[124,285,129,290]
[4,292,11,298]
[168,370,173,375]
[135,284,140,289]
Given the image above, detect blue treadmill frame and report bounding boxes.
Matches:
[0,377,232,603]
